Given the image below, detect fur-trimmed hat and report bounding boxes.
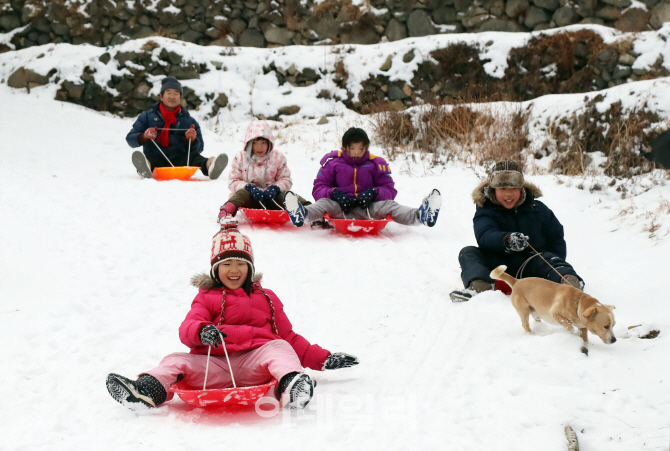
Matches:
[210,222,254,282]
[160,76,183,96]
[488,160,524,189]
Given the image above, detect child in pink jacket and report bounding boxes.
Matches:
[106,223,358,410]
[218,120,311,222]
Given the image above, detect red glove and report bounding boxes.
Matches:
[141,126,157,142]
[185,124,197,141]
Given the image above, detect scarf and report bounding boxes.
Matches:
[157,102,181,147]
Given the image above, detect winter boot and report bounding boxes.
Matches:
[218,202,238,223]
[449,279,494,302]
[418,189,442,227]
[561,275,584,290]
[276,372,316,409]
[284,191,306,227]
[106,373,167,409]
[131,151,153,179]
[207,154,229,180]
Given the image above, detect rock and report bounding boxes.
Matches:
[525,6,550,28]
[403,50,415,63]
[239,29,265,47]
[388,84,408,100]
[115,77,135,93]
[597,49,615,61]
[533,0,559,11]
[596,6,622,20]
[169,65,200,79]
[341,27,379,45]
[535,21,553,29]
[214,93,229,107]
[132,82,151,99]
[579,17,605,25]
[488,0,506,17]
[600,0,631,7]
[230,19,247,35]
[407,10,437,37]
[455,0,474,13]
[116,51,141,67]
[650,2,670,28]
[62,81,85,99]
[0,14,21,32]
[384,18,407,41]
[612,65,632,79]
[615,7,650,31]
[380,55,393,71]
[575,0,598,16]
[389,99,406,111]
[506,0,530,18]
[8,68,49,89]
[300,68,320,82]
[52,22,70,36]
[179,30,204,43]
[552,5,577,26]
[264,25,294,45]
[433,6,458,23]
[479,18,522,31]
[312,15,339,40]
[278,105,300,115]
[287,64,297,75]
[99,53,111,64]
[402,83,412,96]
[462,8,490,28]
[317,116,329,125]
[639,0,660,7]
[618,53,636,65]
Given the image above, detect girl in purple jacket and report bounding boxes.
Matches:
[283,128,442,228]
[106,223,358,411]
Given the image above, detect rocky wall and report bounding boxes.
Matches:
[2,0,670,52]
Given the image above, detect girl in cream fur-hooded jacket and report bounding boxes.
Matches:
[228,120,292,193]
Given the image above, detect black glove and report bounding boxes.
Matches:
[505,232,529,252]
[323,352,359,370]
[356,188,377,209]
[245,184,265,203]
[330,189,357,213]
[263,185,281,202]
[199,324,226,348]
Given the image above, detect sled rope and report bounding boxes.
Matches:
[272,199,285,210]
[203,330,237,390]
[515,253,539,279]
[187,138,191,167]
[526,242,568,281]
[150,138,175,167]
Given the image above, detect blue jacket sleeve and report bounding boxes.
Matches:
[126,112,149,148]
[540,204,567,259]
[473,207,508,253]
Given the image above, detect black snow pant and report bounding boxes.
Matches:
[145,152,210,176]
[458,246,582,288]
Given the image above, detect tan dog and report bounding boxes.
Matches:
[491,265,616,353]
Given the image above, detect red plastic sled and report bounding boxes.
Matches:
[495,279,512,295]
[240,208,289,224]
[153,166,199,181]
[324,214,392,236]
[169,379,277,408]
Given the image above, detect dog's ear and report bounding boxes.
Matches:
[605,304,616,310]
[583,306,598,320]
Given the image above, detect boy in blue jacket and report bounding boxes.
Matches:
[450,160,583,302]
[125,77,227,179]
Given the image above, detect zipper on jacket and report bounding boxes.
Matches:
[354,167,358,196]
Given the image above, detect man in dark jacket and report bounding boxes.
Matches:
[450,160,583,302]
[126,77,228,179]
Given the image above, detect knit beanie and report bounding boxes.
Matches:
[160,76,183,96]
[487,160,527,206]
[210,222,254,282]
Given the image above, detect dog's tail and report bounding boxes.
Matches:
[490,265,517,288]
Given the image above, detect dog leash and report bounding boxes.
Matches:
[526,242,569,282]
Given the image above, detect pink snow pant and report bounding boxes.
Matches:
[143,340,304,401]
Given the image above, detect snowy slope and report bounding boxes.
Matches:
[1,85,669,451]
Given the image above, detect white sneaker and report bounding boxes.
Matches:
[418,189,442,227]
[284,191,305,227]
[131,151,152,179]
[207,154,228,180]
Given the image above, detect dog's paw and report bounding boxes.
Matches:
[580,346,589,356]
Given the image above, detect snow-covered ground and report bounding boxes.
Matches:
[1,83,669,451]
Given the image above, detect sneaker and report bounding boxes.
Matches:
[449,279,494,302]
[106,373,167,409]
[418,189,442,227]
[284,191,305,227]
[276,372,315,409]
[562,275,584,290]
[131,151,153,179]
[207,154,229,180]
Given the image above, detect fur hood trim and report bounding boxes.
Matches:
[191,272,263,289]
[471,179,542,207]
